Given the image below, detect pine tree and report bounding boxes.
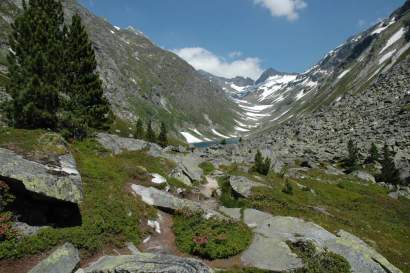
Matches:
[253,150,270,175]
[254,150,263,172]
[146,120,156,143]
[61,13,111,139]
[346,139,360,171]
[134,118,144,139]
[158,122,168,147]
[7,0,64,129]
[378,144,401,185]
[368,143,380,163]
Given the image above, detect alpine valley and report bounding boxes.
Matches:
[0,1,409,273]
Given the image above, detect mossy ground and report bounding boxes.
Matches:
[220,164,410,272]
[173,210,252,260]
[0,129,175,259]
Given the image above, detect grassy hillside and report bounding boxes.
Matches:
[219,164,410,272]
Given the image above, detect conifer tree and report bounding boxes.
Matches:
[254,150,263,171]
[146,120,156,143]
[346,139,360,171]
[61,13,111,138]
[378,144,401,185]
[7,0,64,129]
[368,143,380,163]
[158,122,168,147]
[134,118,144,139]
[253,150,271,175]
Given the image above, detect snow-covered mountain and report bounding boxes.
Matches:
[217,1,410,136]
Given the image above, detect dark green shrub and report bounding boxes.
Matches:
[282,181,294,195]
[346,139,360,172]
[173,210,252,260]
[199,161,215,175]
[290,241,351,273]
[253,150,271,176]
[218,176,246,208]
[378,144,402,185]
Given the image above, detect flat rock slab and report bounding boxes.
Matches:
[29,243,80,273]
[241,234,303,271]
[219,206,242,221]
[0,148,83,204]
[241,208,402,273]
[96,133,163,157]
[229,176,266,198]
[131,184,225,220]
[83,253,214,273]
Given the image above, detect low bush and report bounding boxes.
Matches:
[199,161,215,175]
[289,241,351,273]
[173,210,252,260]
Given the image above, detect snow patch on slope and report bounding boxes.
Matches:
[380,28,405,54]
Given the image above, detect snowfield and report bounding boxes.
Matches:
[257,75,297,102]
[379,49,397,64]
[380,27,405,54]
[337,68,351,80]
[180,132,203,143]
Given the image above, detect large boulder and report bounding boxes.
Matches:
[83,253,213,273]
[351,170,376,183]
[229,176,266,198]
[240,208,402,273]
[169,167,192,187]
[166,153,203,182]
[29,243,80,273]
[131,184,225,220]
[0,148,83,204]
[96,133,163,157]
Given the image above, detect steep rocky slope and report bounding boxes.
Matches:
[217,1,410,135]
[0,0,239,140]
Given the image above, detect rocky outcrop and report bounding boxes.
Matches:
[351,170,376,183]
[240,208,402,273]
[0,148,83,204]
[29,243,80,273]
[229,176,266,198]
[96,133,163,157]
[131,184,225,220]
[83,253,213,273]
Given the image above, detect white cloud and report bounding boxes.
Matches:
[254,0,307,21]
[229,51,243,58]
[173,47,263,80]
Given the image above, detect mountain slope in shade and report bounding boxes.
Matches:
[0,0,239,142]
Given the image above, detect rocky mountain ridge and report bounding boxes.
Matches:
[0,0,240,140]
[202,1,410,138]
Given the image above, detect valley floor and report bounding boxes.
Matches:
[0,129,409,272]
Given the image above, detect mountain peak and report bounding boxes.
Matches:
[255,68,295,85]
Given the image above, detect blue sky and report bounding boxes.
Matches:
[80,0,405,79]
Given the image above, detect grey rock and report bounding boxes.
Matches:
[131,184,225,220]
[83,253,213,273]
[0,148,83,204]
[168,154,204,182]
[13,222,49,236]
[241,234,304,272]
[169,167,192,187]
[219,206,242,221]
[351,170,376,183]
[29,243,80,273]
[240,208,402,273]
[229,176,266,198]
[96,133,163,157]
